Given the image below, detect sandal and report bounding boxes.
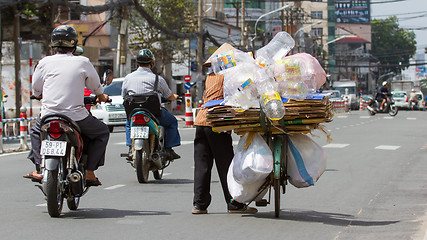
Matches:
[85,178,102,187]
[23,171,42,183]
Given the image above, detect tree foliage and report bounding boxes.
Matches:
[129,0,197,71]
[371,16,416,74]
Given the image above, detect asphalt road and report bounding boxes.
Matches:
[1,109,427,240]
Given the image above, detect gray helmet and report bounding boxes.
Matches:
[51,25,78,48]
[136,49,154,64]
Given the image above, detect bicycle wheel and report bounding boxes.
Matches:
[273,137,283,218]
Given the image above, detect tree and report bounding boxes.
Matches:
[371,16,416,74]
[128,0,197,72]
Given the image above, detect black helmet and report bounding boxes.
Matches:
[51,25,78,48]
[136,49,154,64]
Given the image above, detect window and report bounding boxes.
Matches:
[311,11,323,19]
[311,0,322,2]
[58,0,81,21]
[310,28,323,37]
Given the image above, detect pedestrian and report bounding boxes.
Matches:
[121,49,181,160]
[24,25,110,186]
[103,69,113,86]
[192,43,257,214]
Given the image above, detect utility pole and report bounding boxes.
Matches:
[196,0,204,104]
[115,6,128,77]
[240,0,245,49]
[13,5,21,118]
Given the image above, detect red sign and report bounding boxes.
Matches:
[184,75,191,82]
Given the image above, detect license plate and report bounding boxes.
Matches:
[41,140,67,156]
[109,113,126,119]
[131,126,149,139]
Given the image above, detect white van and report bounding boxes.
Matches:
[332,80,359,110]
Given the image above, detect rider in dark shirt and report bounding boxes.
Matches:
[377,81,390,110]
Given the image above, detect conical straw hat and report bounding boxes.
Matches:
[203,43,235,67]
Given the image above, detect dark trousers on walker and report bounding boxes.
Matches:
[193,126,244,210]
[27,115,110,171]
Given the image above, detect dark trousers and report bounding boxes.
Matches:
[28,115,110,171]
[193,126,243,210]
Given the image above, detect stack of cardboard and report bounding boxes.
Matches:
[206,94,333,135]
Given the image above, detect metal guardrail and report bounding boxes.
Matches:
[0,106,36,153]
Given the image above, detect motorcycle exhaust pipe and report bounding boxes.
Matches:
[151,153,163,169]
[69,172,82,183]
[68,171,84,195]
[366,106,374,112]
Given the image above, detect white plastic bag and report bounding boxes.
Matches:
[287,134,327,188]
[227,161,269,203]
[232,132,273,184]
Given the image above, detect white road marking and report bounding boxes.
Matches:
[337,115,348,118]
[375,145,400,150]
[383,116,394,119]
[36,203,47,207]
[181,141,194,145]
[104,184,126,190]
[407,117,416,120]
[360,116,370,119]
[323,143,350,148]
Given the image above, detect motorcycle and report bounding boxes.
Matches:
[366,93,398,116]
[35,95,108,217]
[121,98,174,183]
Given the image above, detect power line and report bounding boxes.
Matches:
[372,10,427,18]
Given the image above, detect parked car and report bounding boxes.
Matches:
[91,78,126,132]
[391,91,409,109]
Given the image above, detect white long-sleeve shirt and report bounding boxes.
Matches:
[32,53,104,121]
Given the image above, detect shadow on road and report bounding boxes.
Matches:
[148,178,195,185]
[251,210,399,226]
[60,208,170,219]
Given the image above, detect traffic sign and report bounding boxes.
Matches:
[184,82,192,90]
[184,75,191,82]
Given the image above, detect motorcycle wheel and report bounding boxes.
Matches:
[67,196,80,210]
[389,105,398,116]
[46,168,64,217]
[136,140,150,183]
[153,169,163,180]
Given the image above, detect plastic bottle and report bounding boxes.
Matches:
[255,31,295,67]
[210,49,257,75]
[223,64,260,109]
[254,69,285,120]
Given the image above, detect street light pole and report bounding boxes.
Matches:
[293,20,322,53]
[250,5,290,50]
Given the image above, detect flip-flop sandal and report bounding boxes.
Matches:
[23,171,42,183]
[85,178,102,187]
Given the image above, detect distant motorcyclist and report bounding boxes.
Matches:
[24,25,110,187]
[409,89,419,109]
[121,49,181,160]
[377,81,390,111]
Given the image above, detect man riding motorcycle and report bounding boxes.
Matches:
[377,81,390,111]
[121,49,181,160]
[24,25,110,187]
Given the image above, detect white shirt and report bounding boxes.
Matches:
[121,67,172,102]
[33,53,104,121]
